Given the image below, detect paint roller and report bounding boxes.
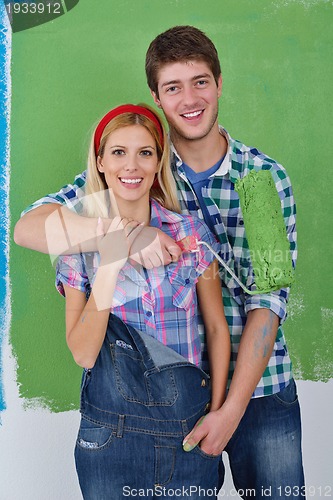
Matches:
[177,170,295,295]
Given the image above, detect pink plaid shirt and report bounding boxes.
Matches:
[56,200,219,366]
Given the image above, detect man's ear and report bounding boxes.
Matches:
[150,89,162,109]
[97,156,104,173]
[217,75,223,98]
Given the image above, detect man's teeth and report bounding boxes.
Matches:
[120,178,142,184]
[183,110,202,118]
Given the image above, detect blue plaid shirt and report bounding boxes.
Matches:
[23,127,296,397]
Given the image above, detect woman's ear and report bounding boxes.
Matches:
[97,155,104,173]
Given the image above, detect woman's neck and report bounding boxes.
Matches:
[115,199,151,226]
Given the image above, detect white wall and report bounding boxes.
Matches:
[1,331,332,500]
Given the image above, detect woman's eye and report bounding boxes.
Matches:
[112,149,125,155]
[140,150,153,156]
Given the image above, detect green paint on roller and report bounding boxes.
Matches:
[235,170,294,293]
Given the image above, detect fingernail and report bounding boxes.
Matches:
[183,441,195,452]
[97,217,101,224]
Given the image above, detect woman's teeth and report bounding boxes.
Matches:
[120,178,142,184]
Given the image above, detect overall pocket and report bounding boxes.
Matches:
[76,418,116,452]
[110,342,178,406]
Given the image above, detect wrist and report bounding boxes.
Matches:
[217,393,248,423]
[98,259,124,274]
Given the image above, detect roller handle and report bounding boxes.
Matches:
[177,236,271,296]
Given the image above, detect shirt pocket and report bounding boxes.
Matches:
[111,272,146,308]
[167,264,197,311]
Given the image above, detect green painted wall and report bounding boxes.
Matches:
[10,0,333,411]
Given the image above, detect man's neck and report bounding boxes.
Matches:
[171,126,227,173]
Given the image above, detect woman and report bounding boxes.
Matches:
[56,104,230,499]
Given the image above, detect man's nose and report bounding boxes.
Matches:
[182,85,198,106]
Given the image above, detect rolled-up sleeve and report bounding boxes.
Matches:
[21,171,87,217]
[55,253,88,297]
[244,288,288,324]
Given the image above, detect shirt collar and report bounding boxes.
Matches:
[149,198,183,229]
[170,126,231,178]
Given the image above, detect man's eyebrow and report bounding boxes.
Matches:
[161,79,181,88]
[192,73,212,80]
[160,73,212,88]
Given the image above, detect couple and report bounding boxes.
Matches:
[15,26,305,499]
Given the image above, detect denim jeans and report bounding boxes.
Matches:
[74,314,222,499]
[222,378,305,499]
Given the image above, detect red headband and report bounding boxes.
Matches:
[94,104,164,155]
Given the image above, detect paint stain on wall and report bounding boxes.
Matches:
[287,291,305,321]
[273,0,332,8]
[8,0,333,414]
[0,5,11,418]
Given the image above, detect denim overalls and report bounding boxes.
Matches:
[75,314,222,499]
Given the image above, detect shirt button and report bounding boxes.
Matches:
[201,379,206,387]
[185,278,190,284]
[146,311,152,317]
[239,219,244,226]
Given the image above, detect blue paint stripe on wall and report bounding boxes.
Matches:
[0,4,11,414]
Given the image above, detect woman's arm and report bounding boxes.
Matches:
[63,261,121,369]
[182,259,231,455]
[196,260,230,411]
[62,217,140,368]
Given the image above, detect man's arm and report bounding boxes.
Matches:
[14,171,95,254]
[14,204,98,254]
[209,308,279,451]
[14,203,182,267]
[183,308,278,455]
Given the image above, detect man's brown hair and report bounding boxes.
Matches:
[145,25,221,96]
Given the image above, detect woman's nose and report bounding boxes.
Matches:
[124,155,138,171]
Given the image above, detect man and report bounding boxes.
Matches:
[15,26,304,498]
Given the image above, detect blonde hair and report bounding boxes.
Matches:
[84,104,180,218]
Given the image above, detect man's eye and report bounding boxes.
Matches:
[196,80,208,86]
[166,86,178,93]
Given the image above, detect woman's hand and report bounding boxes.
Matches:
[96,216,143,270]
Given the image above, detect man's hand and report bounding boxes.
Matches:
[182,309,280,456]
[96,217,143,269]
[182,403,242,456]
[129,226,182,269]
